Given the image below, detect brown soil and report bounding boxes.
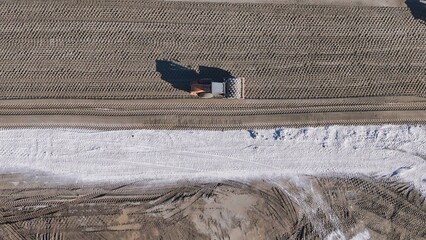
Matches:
[0,0,425,100]
[0,0,425,129]
[165,0,408,7]
[0,97,426,129]
[0,173,424,239]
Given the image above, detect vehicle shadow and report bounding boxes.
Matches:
[198,66,234,80]
[406,0,426,24]
[156,60,234,93]
[155,60,198,92]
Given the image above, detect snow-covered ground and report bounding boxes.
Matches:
[0,125,425,195]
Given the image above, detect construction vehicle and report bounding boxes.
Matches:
[190,77,245,99]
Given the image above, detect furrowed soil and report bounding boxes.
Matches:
[0,0,425,128]
[0,173,424,239]
[0,0,425,100]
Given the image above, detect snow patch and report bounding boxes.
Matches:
[0,125,424,195]
[350,230,370,240]
[325,230,346,240]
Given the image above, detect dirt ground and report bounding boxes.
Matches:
[0,0,425,128]
[163,0,408,7]
[0,173,424,239]
[0,97,425,129]
[0,0,425,100]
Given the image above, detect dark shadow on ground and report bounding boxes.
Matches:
[406,0,426,24]
[156,60,234,92]
[198,66,233,80]
[155,60,198,92]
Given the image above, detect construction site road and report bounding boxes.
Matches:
[0,97,425,129]
[0,97,426,130]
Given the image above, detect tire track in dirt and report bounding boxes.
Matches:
[0,175,424,239]
[1,102,426,116]
[0,112,425,130]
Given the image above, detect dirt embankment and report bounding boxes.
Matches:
[0,173,424,239]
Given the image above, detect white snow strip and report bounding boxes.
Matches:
[350,230,370,240]
[0,125,425,195]
[325,230,346,240]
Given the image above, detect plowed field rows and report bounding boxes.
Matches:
[0,0,425,100]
